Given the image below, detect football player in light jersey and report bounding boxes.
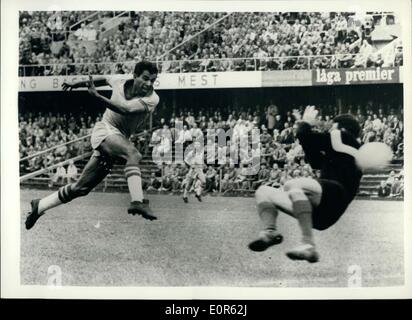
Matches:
[26,61,159,230]
[183,140,206,203]
[249,106,363,263]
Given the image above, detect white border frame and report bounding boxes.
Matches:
[2,0,411,299]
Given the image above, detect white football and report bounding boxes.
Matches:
[355,142,393,170]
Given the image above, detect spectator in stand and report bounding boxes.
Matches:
[273,114,284,132]
[190,123,203,142]
[169,165,182,194]
[205,165,218,192]
[220,164,236,193]
[383,126,395,149]
[389,176,403,198]
[372,114,382,133]
[263,163,281,187]
[266,101,278,133]
[66,160,78,183]
[49,163,66,187]
[280,122,295,145]
[183,125,193,146]
[252,163,270,190]
[394,44,403,66]
[390,116,402,131]
[160,164,174,192]
[146,172,162,191]
[373,53,385,68]
[86,24,98,41]
[395,142,403,158]
[386,170,397,187]
[353,39,374,68]
[74,23,88,41]
[377,181,391,198]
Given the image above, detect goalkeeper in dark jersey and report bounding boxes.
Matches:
[248,106,362,263]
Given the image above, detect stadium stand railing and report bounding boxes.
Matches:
[98,11,132,40]
[19,52,390,76]
[22,136,402,200]
[20,134,92,182]
[69,11,100,31]
[19,130,160,192]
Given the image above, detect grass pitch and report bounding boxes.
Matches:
[20,190,404,287]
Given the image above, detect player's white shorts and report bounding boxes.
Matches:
[187,167,206,184]
[91,121,125,156]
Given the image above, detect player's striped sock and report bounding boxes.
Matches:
[37,184,73,214]
[195,181,202,196]
[257,202,278,230]
[58,184,74,203]
[183,183,189,198]
[289,189,315,246]
[125,165,143,202]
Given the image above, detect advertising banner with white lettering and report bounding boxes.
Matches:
[19,75,97,92]
[19,72,263,92]
[312,67,400,86]
[262,70,312,87]
[157,71,262,89]
[18,67,403,92]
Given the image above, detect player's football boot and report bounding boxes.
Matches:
[128,200,157,220]
[286,244,319,263]
[183,197,188,203]
[248,229,283,252]
[25,199,42,230]
[195,194,202,202]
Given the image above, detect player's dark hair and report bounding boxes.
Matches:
[333,114,361,137]
[134,61,158,76]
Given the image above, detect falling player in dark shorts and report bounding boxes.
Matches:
[248,106,362,263]
[25,61,159,230]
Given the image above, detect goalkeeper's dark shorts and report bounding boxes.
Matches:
[312,179,351,231]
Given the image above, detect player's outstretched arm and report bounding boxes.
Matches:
[292,106,320,127]
[62,76,109,91]
[293,106,329,169]
[87,76,158,115]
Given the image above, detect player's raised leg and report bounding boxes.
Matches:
[194,170,206,202]
[99,134,156,220]
[249,177,322,262]
[25,154,110,230]
[283,178,322,263]
[194,179,202,201]
[248,185,291,251]
[183,174,193,203]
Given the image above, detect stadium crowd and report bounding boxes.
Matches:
[19,11,124,76]
[19,100,403,197]
[19,111,97,174]
[377,169,404,198]
[148,101,403,194]
[19,11,403,76]
[161,11,394,72]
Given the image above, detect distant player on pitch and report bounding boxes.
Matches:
[26,61,159,229]
[249,106,364,262]
[183,140,206,203]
